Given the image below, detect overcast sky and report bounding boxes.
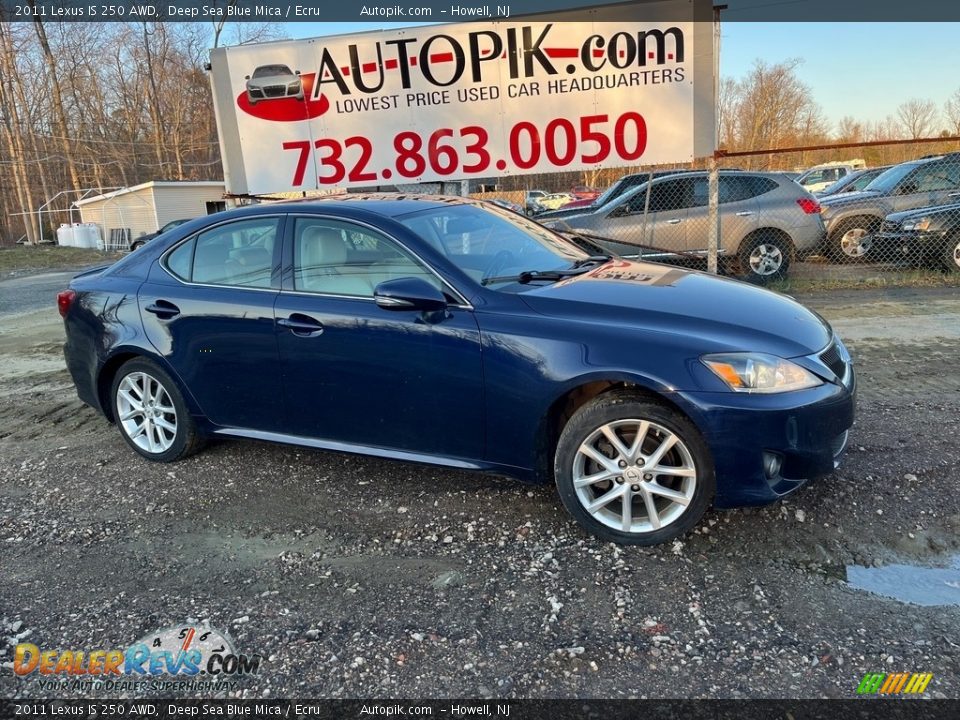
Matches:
[284,21,960,132]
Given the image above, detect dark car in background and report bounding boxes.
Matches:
[58,195,855,546]
[818,153,960,261]
[872,202,960,272]
[130,218,193,252]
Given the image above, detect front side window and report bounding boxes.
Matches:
[165,217,277,288]
[629,178,692,213]
[292,218,443,297]
[397,203,586,289]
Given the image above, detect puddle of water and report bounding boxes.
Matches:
[846,555,960,606]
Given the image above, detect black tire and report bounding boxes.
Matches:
[554,391,715,545]
[828,216,880,263]
[737,231,793,283]
[130,241,145,252]
[110,357,203,462]
[942,234,960,274]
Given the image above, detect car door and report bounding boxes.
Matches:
[594,178,690,255]
[274,215,485,460]
[685,175,761,253]
[138,215,285,431]
[899,159,960,209]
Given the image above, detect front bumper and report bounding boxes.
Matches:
[872,230,947,263]
[676,364,857,508]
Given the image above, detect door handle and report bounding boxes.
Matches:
[735,211,754,217]
[278,313,324,337]
[144,300,180,319]
[666,218,682,225]
[948,192,960,197]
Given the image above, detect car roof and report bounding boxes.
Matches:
[241,193,474,219]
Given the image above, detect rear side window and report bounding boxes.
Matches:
[164,217,279,288]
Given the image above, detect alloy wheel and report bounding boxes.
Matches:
[116,371,178,454]
[748,243,785,276]
[572,419,697,534]
[840,228,872,258]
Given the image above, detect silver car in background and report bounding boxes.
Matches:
[543,171,825,281]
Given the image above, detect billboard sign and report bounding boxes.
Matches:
[208,6,714,195]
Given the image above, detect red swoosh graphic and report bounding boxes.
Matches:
[237,72,329,122]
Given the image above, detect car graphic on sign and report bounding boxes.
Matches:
[245,64,303,105]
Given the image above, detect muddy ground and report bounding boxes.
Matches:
[0,279,958,699]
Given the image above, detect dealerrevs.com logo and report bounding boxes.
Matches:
[236,23,685,123]
[12,625,261,692]
[856,672,934,695]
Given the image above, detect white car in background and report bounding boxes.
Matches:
[796,160,866,194]
[245,64,303,105]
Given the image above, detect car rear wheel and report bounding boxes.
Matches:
[830,216,879,262]
[738,232,792,282]
[554,392,715,545]
[130,241,145,252]
[942,235,960,274]
[111,358,202,462]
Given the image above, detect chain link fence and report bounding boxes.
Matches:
[478,140,960,286]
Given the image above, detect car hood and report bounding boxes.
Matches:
[819,189,882,208]
[519,259,832,358]
[885,201,960,223]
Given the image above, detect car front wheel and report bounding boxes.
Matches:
[830,216,879,262]
[554,392,715,545]
[942,234,960,274]
[111,358,202,462]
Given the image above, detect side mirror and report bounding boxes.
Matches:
[295,70,301,75]
[244,75,250,80]
[374,277,448,313]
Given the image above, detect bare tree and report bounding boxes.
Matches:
[896,98,940,139]
[945,88,960,136]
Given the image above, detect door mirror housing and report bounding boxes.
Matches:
[374,277,448,313]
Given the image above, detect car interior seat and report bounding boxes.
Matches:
[298,226,373,296]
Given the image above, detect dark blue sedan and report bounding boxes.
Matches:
[58,195,856,545]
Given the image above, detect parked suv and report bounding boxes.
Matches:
[543,171,825,281]
[819,154,960,261]
[872,202,960,273]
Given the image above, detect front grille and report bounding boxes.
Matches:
[263,85,287,98]
[819,341,847,380]
[880,220,900,233]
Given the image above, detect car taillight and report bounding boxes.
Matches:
[796,198,821,214]
[57,289,76,318]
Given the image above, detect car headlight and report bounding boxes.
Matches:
[903,218,931,231]
[701,353,823,393]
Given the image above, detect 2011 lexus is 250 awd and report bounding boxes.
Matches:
[58,195,856,545]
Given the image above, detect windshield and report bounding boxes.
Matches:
[253,65,292,78]
[864,163,918,193]
[593,177,630,207]
[397,203,588,290]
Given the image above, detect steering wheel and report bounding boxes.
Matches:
[481,250,515,284]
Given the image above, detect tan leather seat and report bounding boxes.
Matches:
[298,227,373,296]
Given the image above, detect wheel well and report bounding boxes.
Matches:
[97,352,140,422]
[830,214,882,238]
[738,227,796,259]
[535,381,692,483]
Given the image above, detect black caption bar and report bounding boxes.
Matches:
[2,700,959,719]
[1,0,959,22]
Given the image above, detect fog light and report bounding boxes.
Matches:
[762,451,783,481]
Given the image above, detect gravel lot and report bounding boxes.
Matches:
[1,277,958,699]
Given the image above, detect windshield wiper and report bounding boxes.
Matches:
[481,266,593,286]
